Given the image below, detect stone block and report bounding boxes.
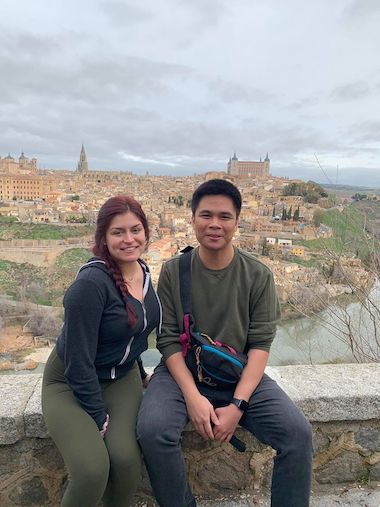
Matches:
[370,461,380,481]
[273,364,380,422]
[8,476,49,506]
[0,375,40,445]
[314,451,364,484]
[356,425,380,453]
[24,378,48,438]
[187,445,253,496]
[0,439,66,507]
[32,441,64,472]
[312,427,330,454]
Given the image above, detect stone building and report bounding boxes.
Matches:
[0,152,37,174]
[0,152,56,200]
[0,175,56,201]
[227,152,270,177]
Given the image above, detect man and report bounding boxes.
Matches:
[137,179,312,507]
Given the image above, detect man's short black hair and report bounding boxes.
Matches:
[191,179,242,217]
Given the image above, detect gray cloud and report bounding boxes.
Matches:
[98,1,153,25]
[346,121,380,143]
[176,0,230,27]
[208,79,276,105]
[1,0,380,186]
[330,81,370,102]
[0,33,194,99]
[343,0,380,21]
[284,96,321,111]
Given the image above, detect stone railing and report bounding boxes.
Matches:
[1,364,379,506]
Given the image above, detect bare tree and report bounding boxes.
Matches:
[25,311,62,342]
[287,207,379,363]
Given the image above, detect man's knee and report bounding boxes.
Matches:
[297,416,312,447]
[137,410,181,450]
[284,413,313,454]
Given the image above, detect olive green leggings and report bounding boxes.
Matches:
[41,347,143,507]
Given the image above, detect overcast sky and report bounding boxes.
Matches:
[1,0,379,186]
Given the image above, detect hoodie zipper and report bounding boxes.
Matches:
[154,288,163,334]
[110,264,151,379]
[111,336,136,379]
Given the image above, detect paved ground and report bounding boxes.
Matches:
[195,484,380,506]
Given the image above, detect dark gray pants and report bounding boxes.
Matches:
[137,363,312,507]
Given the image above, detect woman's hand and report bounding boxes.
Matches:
[99,414,110,438]
[184,393,219,440]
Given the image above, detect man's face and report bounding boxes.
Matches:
[192,195,239,252]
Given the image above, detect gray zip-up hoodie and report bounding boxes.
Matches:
[56,258,162,428]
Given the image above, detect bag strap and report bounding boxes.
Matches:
[179,246,193,315]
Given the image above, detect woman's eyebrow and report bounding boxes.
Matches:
[110,223,142,230]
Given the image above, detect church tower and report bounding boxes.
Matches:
[264,153,270,175]
[77,144,89,173]
[227,152,239,175]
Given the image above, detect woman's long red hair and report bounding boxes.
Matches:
[93,195,149,327]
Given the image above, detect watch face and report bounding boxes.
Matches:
[232,398,248,411]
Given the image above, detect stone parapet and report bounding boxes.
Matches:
[1,364,379,506]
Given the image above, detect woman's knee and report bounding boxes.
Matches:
[108,443,142,474]
[64,454,109,505]
[73,453,110,484]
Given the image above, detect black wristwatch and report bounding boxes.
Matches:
[231,398,249,412]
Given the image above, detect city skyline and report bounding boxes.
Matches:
[1,0,380,186]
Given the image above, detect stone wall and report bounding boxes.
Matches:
[0,237,93,267]
[1,364,379,506]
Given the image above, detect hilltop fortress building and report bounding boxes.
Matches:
[227,153,270,178]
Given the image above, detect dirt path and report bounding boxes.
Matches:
[0,325,33,353]
[0,324,45,370]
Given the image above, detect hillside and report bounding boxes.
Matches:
[0,217,95,240]
[352,200,380,238]
[0,248,90,306]
[301,205,378,263]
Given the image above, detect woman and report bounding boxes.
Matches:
[42,195,161,507]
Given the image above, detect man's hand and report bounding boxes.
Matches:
[142,373,152,388]
[185,393,220,440]
[213,404,242,443]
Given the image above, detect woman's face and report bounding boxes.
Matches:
[105,212,146,266]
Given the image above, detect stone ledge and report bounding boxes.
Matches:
[25,376,47,439]
[1,364,380,506]
[194,485,380,507]
[268,363,380,422]
[0,364,379,444]
[0,374,40,445]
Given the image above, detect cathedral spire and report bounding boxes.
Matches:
[77,144,89,173]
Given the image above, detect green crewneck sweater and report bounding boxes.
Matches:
[157,247,281,361]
